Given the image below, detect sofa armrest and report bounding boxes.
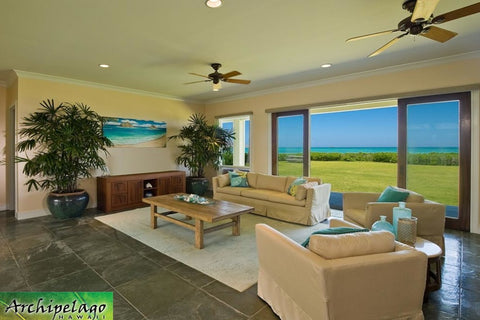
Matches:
[212,176,220,197]
[325,248,427,319]
[305,183,331,224]
[256,224,330,318]
[329,217,362,228]
[342,192,380,211]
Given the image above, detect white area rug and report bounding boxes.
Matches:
[95,207,329,292]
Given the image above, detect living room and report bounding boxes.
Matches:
[1,1,480,319]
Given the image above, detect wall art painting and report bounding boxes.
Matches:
[103,117,167,148]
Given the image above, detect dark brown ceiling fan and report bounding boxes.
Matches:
[346,0,480,57]
[186,63,251,91]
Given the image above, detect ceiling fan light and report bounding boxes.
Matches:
[205,0,222,8]
[212,82,222,91]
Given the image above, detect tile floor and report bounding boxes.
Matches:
[1,209,479,319]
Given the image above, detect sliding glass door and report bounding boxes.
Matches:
[272,110,309,176]
[398,92,471,231]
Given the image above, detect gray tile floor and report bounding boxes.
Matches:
[1,209,479,319]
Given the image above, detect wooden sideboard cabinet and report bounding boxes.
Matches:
[97,171,186,213]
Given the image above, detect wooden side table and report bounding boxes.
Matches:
[414,237,442,299]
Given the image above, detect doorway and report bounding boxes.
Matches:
[272,110,309,176]
[398,92,471,231]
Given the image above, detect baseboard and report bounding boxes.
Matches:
[16,209,50,220]
[0,205,7,211]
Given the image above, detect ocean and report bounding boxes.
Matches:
[103,123,166,145]
[270,147,459,154]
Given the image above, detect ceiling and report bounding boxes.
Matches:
[1,0,480,103]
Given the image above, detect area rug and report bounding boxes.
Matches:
[95,207,329,292]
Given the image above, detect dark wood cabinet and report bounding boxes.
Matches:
[97,171,186,213]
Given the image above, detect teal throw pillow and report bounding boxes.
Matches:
[287,177,307,196]
[377,186,410,202]
[301,227,369,247]
[228,172,249,187]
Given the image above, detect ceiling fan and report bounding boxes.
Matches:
[186,63,251,91]
[346,0,480,57]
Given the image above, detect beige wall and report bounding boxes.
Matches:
[13,75,203,219]
[204,56,480,234]
[0,85,6,210]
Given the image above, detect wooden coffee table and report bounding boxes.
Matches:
[143,194,254,249]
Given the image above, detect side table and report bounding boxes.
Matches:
[414,237,442,299]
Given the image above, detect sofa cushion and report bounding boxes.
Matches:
[377,186,410,202]
[308,230,395,259]
[256,174,287,193]
[240,189,279,201]
[217,173,230,188]
[267,192,306,207]
[246,172,258,188]
[216,186,248,196]
[402,188,424,203]
[287,177,307,196]
[301,227,369,247]
[345,208,368,227]
[295,181,319,200]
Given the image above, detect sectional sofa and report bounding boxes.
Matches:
[212,172,331,225]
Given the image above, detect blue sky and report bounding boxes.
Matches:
[221,121,250,147]
[278,102,459,148]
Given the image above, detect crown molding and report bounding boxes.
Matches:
[13,70,200,104]
[205,50,480,105]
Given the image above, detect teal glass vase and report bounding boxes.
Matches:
[371,215,394,235]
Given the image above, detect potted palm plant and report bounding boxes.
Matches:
[169,113,234,195]
[14,99,113,218]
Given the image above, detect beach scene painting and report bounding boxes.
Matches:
[103,117,167,148]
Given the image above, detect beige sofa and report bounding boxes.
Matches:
[256,221,427,320]
[212,172,331,225]
[343,189,446,253]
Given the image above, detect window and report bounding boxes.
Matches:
[218,114,251,168]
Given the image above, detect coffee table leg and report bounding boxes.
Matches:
[150,205,157,229]
[232,216,240,236]
[195,219,204,249]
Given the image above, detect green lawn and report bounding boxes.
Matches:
[278,161,458,205]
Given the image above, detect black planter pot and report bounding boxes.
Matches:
[186,177,209,196]
[46,190,89,219]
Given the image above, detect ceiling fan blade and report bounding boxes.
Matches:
[421,26,457,42]
[184,80,210,85]
[432,2,480,24]
[222,71,241,79]
[346,29,398,42]
[188,72,210,79]
[368,33,408,57]
[224,79,251,84]
[411,0,440,22]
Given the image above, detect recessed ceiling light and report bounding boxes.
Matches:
[321,63,332,68]
[98,64,110,68]
[205,0,222,8]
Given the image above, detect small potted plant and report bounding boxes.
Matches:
[14,99,113,218]
[169,113,234,195]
